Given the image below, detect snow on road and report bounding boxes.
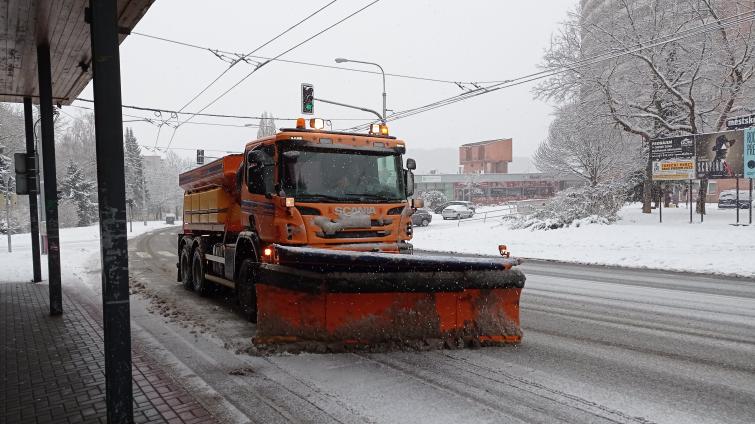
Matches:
[412,203,755,277]
[0,221,177,285]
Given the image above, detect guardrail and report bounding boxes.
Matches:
[455,204,519,227]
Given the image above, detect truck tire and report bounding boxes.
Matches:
[180,246,193,290]
[191,247,211,296]
[237,258,258,323]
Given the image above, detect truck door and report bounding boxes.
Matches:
[244,144,277,240]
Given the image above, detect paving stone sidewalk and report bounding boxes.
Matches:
[0,282,216,424]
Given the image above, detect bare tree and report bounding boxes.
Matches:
[536,0,755,213]
[535,101,644,186]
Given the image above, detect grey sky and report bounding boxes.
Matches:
[72,0,575,161]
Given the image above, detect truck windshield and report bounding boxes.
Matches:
[281,148,404,203]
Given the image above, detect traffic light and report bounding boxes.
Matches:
[196,149,205,165]
[13,153,29,195]
[301,83,314,115]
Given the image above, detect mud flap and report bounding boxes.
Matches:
[253,245,525,352]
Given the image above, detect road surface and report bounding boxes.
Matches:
[127,226,755,424]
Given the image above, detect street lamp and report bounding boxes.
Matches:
[334,57,387,122]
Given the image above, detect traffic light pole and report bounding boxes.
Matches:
[4,176,10,253]
[23,97,42,282]
[314,97,384,122]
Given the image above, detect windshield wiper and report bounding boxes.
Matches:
[345,193,402,202]
[296,194,349,202]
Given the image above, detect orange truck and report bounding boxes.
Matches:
[177,120,525,351]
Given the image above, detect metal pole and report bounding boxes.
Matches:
[736,177,740,224]
[24,98,42,282]
[37,43,62,315]
[89,0,134,421]
[689,180,693,224]
[749,179,753,225]
[659,187,663,223]
[5,177,10,253]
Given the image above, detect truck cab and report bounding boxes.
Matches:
[241,124,417,254]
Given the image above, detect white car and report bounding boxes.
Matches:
[441,204,474,220]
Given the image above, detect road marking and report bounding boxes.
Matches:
[158,251,175,258]
[135,252,152,259]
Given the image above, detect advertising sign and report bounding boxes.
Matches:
[650,135,695,180]
[726,114,755,130]
[745,127,755,179]
[695,130,744,179]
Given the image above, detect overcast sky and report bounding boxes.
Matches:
[71,0,575,162]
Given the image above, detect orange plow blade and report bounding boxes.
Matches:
[253,245,525,352]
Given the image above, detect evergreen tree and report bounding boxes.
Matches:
[60,161,97,226]
[0,150,11,193]
[124,127,148,213]
[257,112,277,138]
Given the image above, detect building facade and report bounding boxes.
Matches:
[415,172,583,205]
[459,138,512,174]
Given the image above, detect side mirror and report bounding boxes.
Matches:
[283,151,300,162]
[406,158,416,170]
[247,150,263,167]
[411,198,424,209]
[405,170,415,197]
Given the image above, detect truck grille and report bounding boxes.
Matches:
[316,230,392,239]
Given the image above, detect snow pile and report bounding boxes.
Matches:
[512,182,628,230]
[0,221,178,285]
[412,204,755,277]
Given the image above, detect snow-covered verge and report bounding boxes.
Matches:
[0,221,178,285]
[412,203,755,278]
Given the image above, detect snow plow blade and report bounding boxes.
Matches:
[253,245,525,352]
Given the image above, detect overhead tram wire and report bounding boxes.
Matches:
[164,0,382,151]
[344,9,755,132]
[164,0,339,115]
[131,32,471,86]
[156,0,340,148]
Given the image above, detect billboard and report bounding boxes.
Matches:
[650,135,695,180]
[746,128,755,179]
[695,130,744,179]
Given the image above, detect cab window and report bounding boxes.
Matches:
[247,145,276,195]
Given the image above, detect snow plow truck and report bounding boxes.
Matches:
[177,119,525,351]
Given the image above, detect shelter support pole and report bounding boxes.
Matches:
[23,97,42,282]
[88,0,134,422]
[750,179,753,225]
[37,44,62,315]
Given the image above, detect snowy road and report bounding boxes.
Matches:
[127,227,755,424]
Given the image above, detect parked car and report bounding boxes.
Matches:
[718,190,753,209]
[165,213,176,224]
[411,209,433,227]
[433,201,476,214]
[441,204,474,220]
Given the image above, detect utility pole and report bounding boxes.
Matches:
[5,176,10,253]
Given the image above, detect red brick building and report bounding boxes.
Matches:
[459,138,513,174]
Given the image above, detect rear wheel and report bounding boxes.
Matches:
[237,258,258,322]
[180,246,193,290]
[192,247,210,296]
[421,219,429,226]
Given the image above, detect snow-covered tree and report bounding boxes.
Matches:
[536,0,755,213]
[60,161,97,226]
[534,102,644,186]
[257,111,277,138]
[124,127,148,217]
[420,190,447,208]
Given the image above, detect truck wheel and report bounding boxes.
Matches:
[180,246,193,290]
[192,248,210,296]
[237,258,258,323]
